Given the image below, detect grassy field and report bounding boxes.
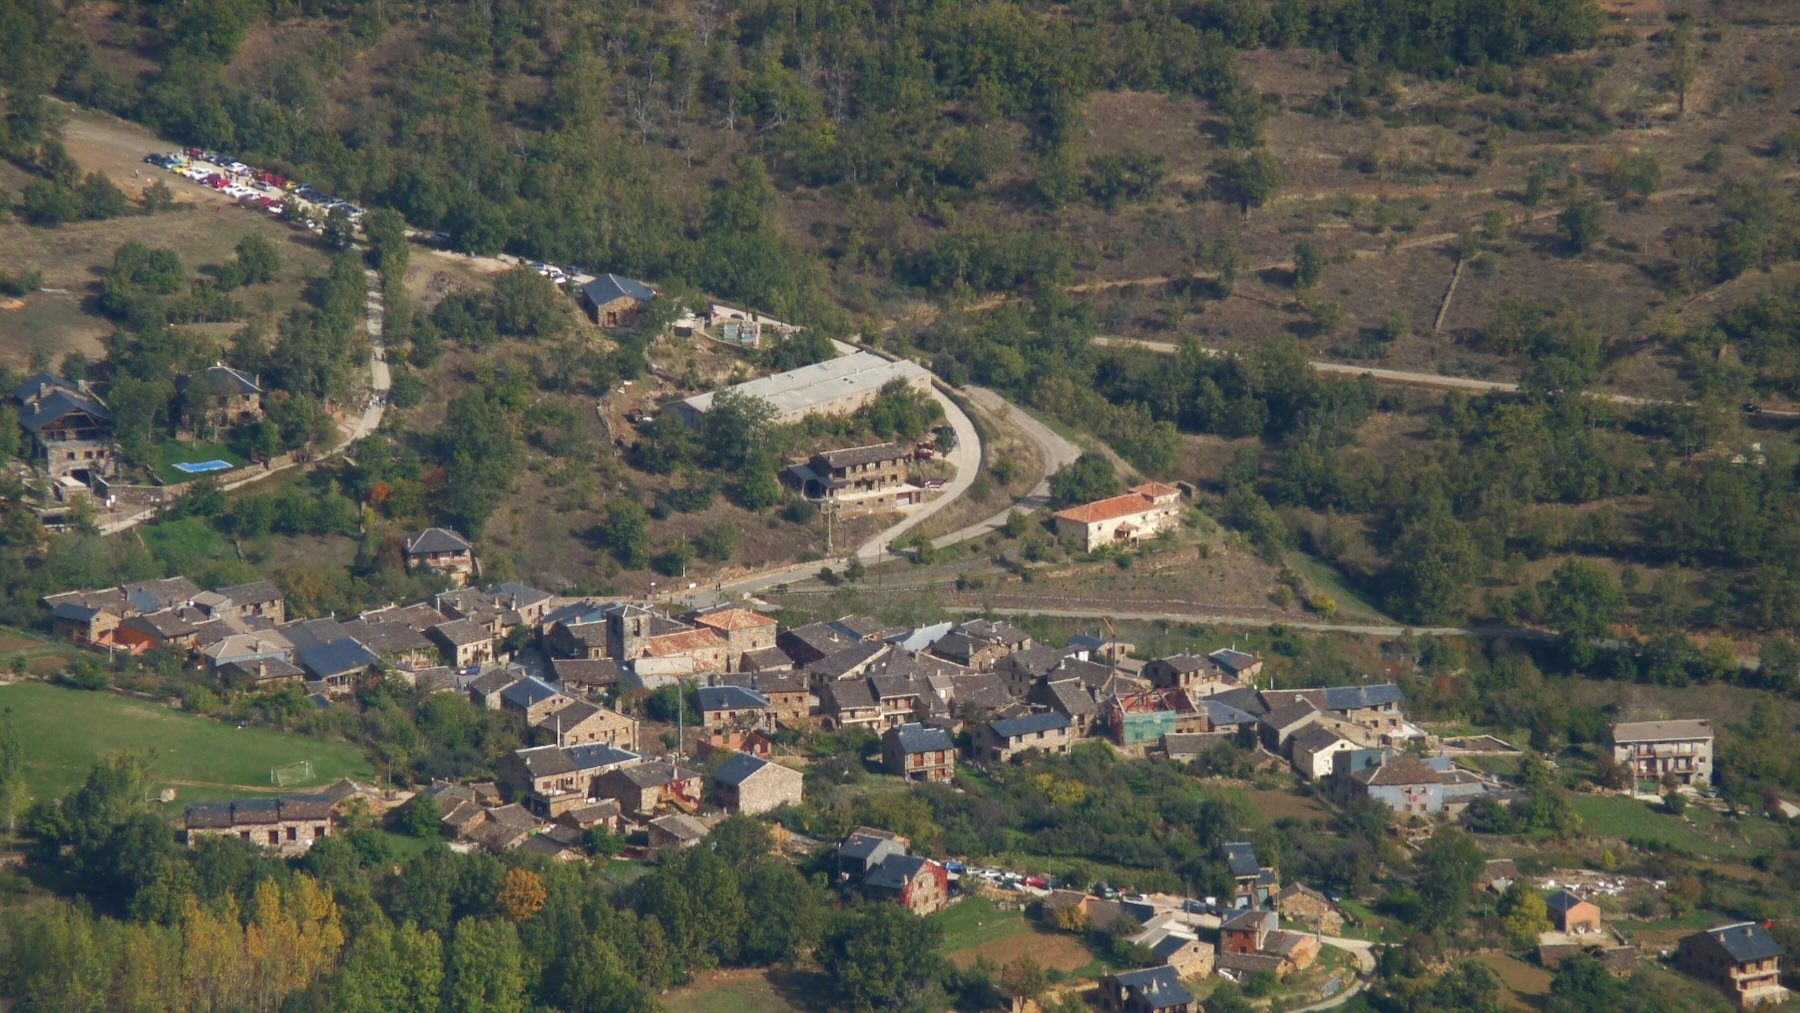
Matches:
[663,969,832,1013]
[1572,795,1781,859]
[931,896,1030,953]
[0,681,371,803]
[1471,952,1551,1010]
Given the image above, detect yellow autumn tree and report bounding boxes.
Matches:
[181,895,249,1012]
[497,868,547,922]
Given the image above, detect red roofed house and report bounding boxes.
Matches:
[1052,483,1184,551]
[684,607,779,670]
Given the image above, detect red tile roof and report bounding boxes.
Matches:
[693,608,777,632]
[1054,491,1163,525]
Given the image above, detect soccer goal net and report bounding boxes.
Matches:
[271,760,315,786]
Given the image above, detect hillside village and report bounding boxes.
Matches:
[22,557,1792,1009]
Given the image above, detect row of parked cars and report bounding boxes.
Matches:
[142,147,367,231]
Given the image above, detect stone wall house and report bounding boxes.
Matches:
[497,743,642,818]
[711,753,804,815]
[881,723,956,782]
[595,761,704,819]
[1277,884,1345,934]
[1097,965,1195,1013]
[862,854,950,915]
[405,528,476,586]
[696,684,773,731]
[972,712,1073,763]
[430,618,494,668]
[184,795,334,854]
[533,699,638,750]
[579,274,654,327]
[179,363,264,432]
[684,607,779,667]
[499,676,574,725]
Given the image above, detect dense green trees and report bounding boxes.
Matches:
[1048,453,1120,509]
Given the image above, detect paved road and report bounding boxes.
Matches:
[1093,337,1800,417]
[928,386,1082,550]
[1292,936,1377,1012]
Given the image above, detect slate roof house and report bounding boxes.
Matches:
[595,761,704,819]
[972,711,1073,763]
[497,742,642,818]
[532,699,637,750]
[1098,965,1195,1013]
[405,528,476,587]
[711,753,804,815]
[178,363,264,432]
[862,853,950,915]
[1221,841,1279,908]
[696,684,773,730]
[579,274,654,327]
[184,794,334,854]
[11,373,115,481]
[496,678,569,731]
[1677,922,1788,1007]
[881,722,956,782]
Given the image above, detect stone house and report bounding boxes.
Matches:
[1676,922,1788,1007]
[1346,755,1444,816]
[820,678,882,731]
[647,813,711,856]
[862,854,950,915]
[429,618,495,668]
[497,743,641,818]
[733,670,810,726]
[1221,842,1279,909]
[838,828,908,882]
[696,684,773,731]
[1277,884,1345,934]
[179,363,264,432]
[881,723,956,782]
[212,580,287,624]
[785,443,917,508]
[532,699,637,750]
[684,607,778,667]
[972,712,1073,763]
[711,753,804,815]
[1289,725,1364,781]
[595,761,704,819]
[550,657,621,697]
[579,274,654,327]
[184,794,334,854]
[499,676,572,725]
[1262,683,1407,736]
[405,528,476,587]
[12,374,115,482]
[468,668,522,709]
[1097,965,1195,1013]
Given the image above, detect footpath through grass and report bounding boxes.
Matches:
[0,681,371,803]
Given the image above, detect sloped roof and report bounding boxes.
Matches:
[469,668,522,695]
[697,685,770,711]
[645,627,729,657]
[1221,907,1276,933]
[11,372,76,402]
[1201,697,1260,727]
[297,639,378,678]
[182,363,262,397]
[1545,889,1589,915]
[1701,922,1784,963]
[18,385,112,432]
[610,760,699,788]
[1612,718,1712,742]
[713,752,797,787]
[431,619,492,647]
[888,722,954,754]
[649,813,710,842]
[1110,965,1193,1010]
[817,443,907,469]
[1221,841,1262,878]
[581,273,654,307]
[690,607,777,632]
[215,579,282,605]
[1209,647,1261,673]
[551,657,621,687]
[864,854,930,891]
[823,678,877,711]
[500,676,562,709]
[1053,489,1164,525]
[1355,756,1442,787]
[987,711,1069,738]
[406,527,472,555]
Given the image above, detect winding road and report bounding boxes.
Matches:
[928,386,1083,550]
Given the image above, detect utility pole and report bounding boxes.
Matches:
[825,501,834,557]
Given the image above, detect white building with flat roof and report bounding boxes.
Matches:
[672,351,932,426]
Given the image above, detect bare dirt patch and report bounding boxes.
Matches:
[946,927,1096,972]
